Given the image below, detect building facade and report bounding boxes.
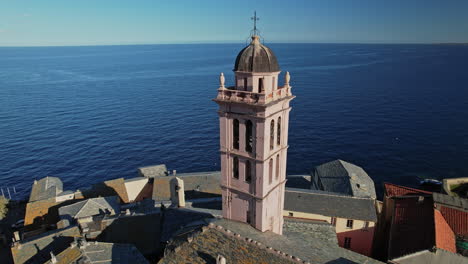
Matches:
[214,35,294,234]
[284,188,377,256]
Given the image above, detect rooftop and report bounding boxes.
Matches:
[313,159,377,199]
[44,240,149,264]
[390,249,467,264]
[161,217,383,264]
[58,196,120,220]
[384,183,432,197]
[234,35,280,73]
[29,176,64,202]
[285,188,377,222]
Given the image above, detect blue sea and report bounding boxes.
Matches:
[1,43,468,199]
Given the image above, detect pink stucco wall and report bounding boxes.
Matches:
[215,70,294,235]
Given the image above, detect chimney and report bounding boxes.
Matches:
[13,231,20,242]
[50,252,57,264]
[217,255,226,264]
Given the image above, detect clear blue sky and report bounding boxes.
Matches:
[1,0,468,46]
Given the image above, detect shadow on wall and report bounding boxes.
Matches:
[336,227,375,257]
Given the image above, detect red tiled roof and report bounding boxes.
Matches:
[384,183,432,197]
[388,197,435,259]
[434,209,457,253]
[439,205,468,237]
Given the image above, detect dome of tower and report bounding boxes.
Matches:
[234,35,280,72]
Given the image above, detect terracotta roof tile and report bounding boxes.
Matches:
[434,209,457,253]
[439,205,468,237]
[384,183,432,197]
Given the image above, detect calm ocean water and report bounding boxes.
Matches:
[1,43,468,199]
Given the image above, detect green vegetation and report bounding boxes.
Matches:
[0,195,8,220]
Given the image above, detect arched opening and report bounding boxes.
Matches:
[276,154,280,180]
[245,160,252,183]
[245,120,253,153]
[244,78,248,91]
[233,157,239,179]
[272,76,276,90]
[258,78,264,93]
[277,117,281,146]
[270,120,275,150]
[269,159,273,184]
[233,119,239,150]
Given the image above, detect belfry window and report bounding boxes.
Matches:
[245,160,252,183]
[270,120,275,150]
[244,78,248,90]
[233,157,239,179]
[277,117,281,146]
[245,120,253,153]
[233,119,239,150]
[269,159,273,184]
[258,78,264,93]
[276,154,280,180]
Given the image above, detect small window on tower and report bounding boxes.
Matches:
[233,119,239,150]
[245,120,253,153]
[276,154,280,180]
[245,160,252,183]
[258,78,264,93]
[277,117,281,146]
[246,210,251,224]
[269,159,273,184]
[270,120,275,150]
[233,157,239,179]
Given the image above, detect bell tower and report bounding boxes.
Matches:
[214,27,294,234]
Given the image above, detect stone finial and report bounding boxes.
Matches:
[219,73,225,88]
[217,255,226,264]
[285,71,291,87]
[50,252,57,264]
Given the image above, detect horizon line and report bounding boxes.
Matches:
[1,41,467,48]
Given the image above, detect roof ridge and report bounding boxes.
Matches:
[286,188,373,200]
[384,182,432,195]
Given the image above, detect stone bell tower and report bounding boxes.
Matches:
[213,33,294,235]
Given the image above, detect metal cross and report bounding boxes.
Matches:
[251,11,260,35]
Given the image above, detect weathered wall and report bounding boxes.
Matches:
[152,172,221,201]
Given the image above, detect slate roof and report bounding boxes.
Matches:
[385,183,432,197]
[44,241,149,264]
[434,209,457,252]
[312,159,376,199]
[433,192,468,210]
[160,217,384,264]
[11,226,81,264]
[285,175,312,189]
[29,176,64,202]
[138,164,168,178]
[390,249,468,264]
[284,188,377,222]
[58,196,120,220]
[234,35,280,72]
